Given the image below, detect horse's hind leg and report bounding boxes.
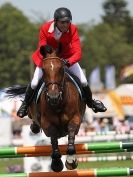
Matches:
[30,121,40,134]
[65,123,78,170]
[50,137,64,172]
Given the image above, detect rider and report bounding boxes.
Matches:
[17,7,107,120]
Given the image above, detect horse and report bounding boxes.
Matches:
[6,45,86,172]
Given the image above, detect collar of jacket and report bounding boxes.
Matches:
[48,21,55,33]
[48,21,70,33]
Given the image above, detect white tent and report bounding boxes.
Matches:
[91,84,133,120]
[92,92,118,118]
[115,84,133,116]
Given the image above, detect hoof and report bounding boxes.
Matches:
[30,123,40,134]
[51,158,64,172]
[65,159,78,170]
[65,155,78,170]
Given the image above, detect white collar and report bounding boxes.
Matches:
[48,21,70,33]
[48,21,55,33]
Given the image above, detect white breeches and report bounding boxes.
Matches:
[69,63,88,86]
[31,63,88,89]
[31,67,43,89]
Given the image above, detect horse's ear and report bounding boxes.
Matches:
[40,46,46,57]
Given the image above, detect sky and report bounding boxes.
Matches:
[0,0,133,24]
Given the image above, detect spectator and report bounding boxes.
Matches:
[115,120,130,133]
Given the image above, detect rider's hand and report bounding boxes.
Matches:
[44,45,53,54]
[40,45,53,57]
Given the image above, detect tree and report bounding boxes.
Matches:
[80,23,133,84]
[102,0,130,25]
[0,3,38,88]
[124,16,133,43]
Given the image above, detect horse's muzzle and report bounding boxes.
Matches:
[46,92,62,106]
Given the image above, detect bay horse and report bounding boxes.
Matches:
[6,45,86,172]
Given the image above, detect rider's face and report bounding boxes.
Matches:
[56,20,70,33]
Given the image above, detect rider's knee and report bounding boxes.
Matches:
[81,81,88,87]
[31,79,38,89]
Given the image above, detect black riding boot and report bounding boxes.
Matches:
[17,84,35,118]
[82,84,107,113]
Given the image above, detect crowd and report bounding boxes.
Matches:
[10,112,133,138]
[79,115,133,135]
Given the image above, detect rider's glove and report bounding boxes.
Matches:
[44,45,53,54]
[40,45,53,57]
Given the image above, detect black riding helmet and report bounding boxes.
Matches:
[54,7,72,21]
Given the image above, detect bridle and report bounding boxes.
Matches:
[43,56,61,61]
[43,57,65,105]
[43,56,65,91]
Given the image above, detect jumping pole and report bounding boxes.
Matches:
[0,168,133,177]
[0,141,132,158]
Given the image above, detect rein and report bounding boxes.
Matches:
[43,56,62,61]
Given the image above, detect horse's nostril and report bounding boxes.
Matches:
[48,93,59,99]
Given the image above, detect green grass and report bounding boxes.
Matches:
[78,160,133,169]
[0,158,23,173]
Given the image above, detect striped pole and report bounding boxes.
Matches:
[0,168,133,177]
[0,149,129,159]
[0,141,132,158]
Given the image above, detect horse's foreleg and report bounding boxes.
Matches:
[51,137,61,159]
[67,123,77,154]
[65,122,79,170]
[50,134,64,172]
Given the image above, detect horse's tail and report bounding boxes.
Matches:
[5,85,27,98]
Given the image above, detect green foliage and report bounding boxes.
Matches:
[81,22,133,83]
[124,16,133,43]
[0,3,38,87]
[102,0,133,44]
[79,0,133,84]
[102,0,130,25]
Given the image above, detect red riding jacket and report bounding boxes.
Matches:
[32,20,82,67]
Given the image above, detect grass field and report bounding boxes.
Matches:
[0,158,23,173]
[78,160,132,169]
[0,158,132,177]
